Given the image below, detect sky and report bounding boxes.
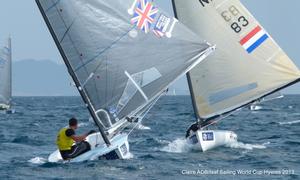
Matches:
[0,0,299,94]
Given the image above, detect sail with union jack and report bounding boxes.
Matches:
[131,0,158,33]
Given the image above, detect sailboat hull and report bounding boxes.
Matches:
[0,104,15,114]
[48,133,130,163]
[188,130,237,152]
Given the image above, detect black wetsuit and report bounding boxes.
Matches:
[185,123,200,138]
[59,129,91,160]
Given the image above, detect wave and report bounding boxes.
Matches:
[28,157,47,165]
[78,122,90,127]
[160,138,193,153]
[160,138,269,153]
[226,141,269,150]
[279,120,300,125]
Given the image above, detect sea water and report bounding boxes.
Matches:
[0,96,299,179]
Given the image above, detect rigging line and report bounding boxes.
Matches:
[105,56,108,107]
[127,91,165,136]
[45,0,60,13]
[59,20,76,43]
[74,26,136,72]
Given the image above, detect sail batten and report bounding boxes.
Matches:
[37,0,214,139]
[172,0,300,123]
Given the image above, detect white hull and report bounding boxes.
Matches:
[188,130,237,152]
[0,104,15,114]
[48,133,130,163]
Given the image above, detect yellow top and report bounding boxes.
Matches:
[56,128,75,151]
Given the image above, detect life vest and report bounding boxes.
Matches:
[56,128,75,151]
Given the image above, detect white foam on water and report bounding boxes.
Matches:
[226,141,269,150]
[78,122,89,127]
[28,157,47,165]
[124,152,134,159]
[160,138,192,153]
[279,120,300,125]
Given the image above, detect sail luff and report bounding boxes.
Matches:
[35,0,111,145]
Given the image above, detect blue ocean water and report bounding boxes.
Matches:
[0,95,299,180]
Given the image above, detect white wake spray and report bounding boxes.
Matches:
[160,138,194,153]
[226,141,269,150]
[28,157,47,165]
[279,120,300,125]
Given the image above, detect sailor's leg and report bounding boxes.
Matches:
[67,142,91,159]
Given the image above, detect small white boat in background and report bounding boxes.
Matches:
[0,37,14,114]
[250,92,284,111]
[172,0,300,151]
[249,104,263,111]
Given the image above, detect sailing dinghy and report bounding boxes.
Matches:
[36,0,214,162]
[0,37,13,114]
[172,0,300,151]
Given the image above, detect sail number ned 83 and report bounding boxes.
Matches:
[220,5,249,33]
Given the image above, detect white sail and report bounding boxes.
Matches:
[0,37,12,109]
[36,0,214,144]
[172,0,300,122]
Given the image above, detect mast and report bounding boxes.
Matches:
[35,0,111,145]
[171,0,202,124]
[8,37,12,105]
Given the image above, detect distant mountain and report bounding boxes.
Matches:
[11,59,298,97]
[13,59,78,96]
[12,59,191,96]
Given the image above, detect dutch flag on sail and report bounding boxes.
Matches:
[240,25,269,53]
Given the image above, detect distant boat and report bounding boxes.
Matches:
[250,92,284,111]
[0,37,13,113]
[172,0,300,151]
[172,89,177,96]
[36,0,214,162]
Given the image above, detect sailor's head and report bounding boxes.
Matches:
[69,118,78,129]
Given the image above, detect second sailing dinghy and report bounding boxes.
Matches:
[36,0,214,162]
[172,0,300,151]
[0,37,13,114]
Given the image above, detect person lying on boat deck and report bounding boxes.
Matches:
[185,122,200,138]
[56,118,96,160]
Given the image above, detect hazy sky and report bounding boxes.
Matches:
[0,0,299,94]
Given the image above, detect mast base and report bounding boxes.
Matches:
[188,130,237,152]
[48,133,130,163]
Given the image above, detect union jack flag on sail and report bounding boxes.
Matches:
[131,0,158,33]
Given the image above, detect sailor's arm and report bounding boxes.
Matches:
[70,134,87,142]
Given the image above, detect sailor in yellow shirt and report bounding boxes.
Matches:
[57,118,96,160]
